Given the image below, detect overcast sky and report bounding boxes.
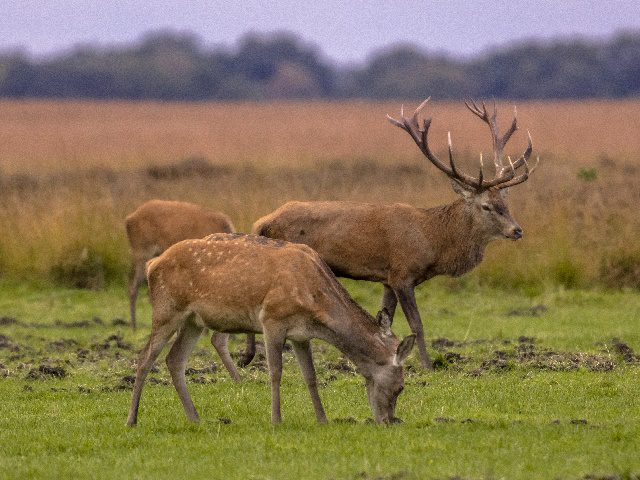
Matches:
[2,1,640,64]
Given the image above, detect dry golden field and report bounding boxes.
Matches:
[1,98,640,290]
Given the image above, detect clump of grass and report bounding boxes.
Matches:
[600,249,640,289]
[50,246,105,290]
[577,167,598,182]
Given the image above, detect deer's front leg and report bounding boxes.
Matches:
[291,340,327,423]
[395,287,432,369]
[263,329,286,423]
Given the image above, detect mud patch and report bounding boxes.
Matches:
[612,338,640,363]
[48,338,79,350]
[185,365,217,375]
[355,470,407,480]
[53,317,104,328]
[434,417,456,423]
[334,417,358,424]
[326,358,356,374]
[92,334,132,350]
[26,364,66,379]
[583,474,640,480]
[506,304,548,317]
[111,318,128,327]
[0,316,20,326]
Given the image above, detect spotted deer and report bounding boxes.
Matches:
[126,233,415,426]
[249,98,537,369]
[125,199,243,381]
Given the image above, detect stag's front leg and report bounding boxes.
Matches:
[291,339,327,423]
[395,286,432,369]
[263,328,286,423]
[381,284,398,318]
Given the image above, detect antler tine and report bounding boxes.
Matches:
[510,130,533,170]
[464,99,488,121]
[478,153,484,186]
[502,106,518,147]
[388,99,480,189]
[497,154,539,189]
[447,132,458,176]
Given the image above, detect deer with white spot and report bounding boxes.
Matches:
[249,98,537,369]
[126,233,415,426]
[125,199,244,381]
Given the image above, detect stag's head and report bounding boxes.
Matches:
[365,309,415,424]
[387,98,538,242]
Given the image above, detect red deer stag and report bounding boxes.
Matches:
[126,233,415,426]
[125,199,243,381]
[249,98,537,369]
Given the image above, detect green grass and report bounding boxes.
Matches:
[0,279,639,479]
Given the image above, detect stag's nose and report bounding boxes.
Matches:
[512,227,523,240]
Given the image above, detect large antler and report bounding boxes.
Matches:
[387,98,538,191]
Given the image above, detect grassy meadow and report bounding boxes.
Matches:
[0,99,640,479]
[0,279,639,479]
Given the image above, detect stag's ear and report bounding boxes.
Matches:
[375,308,393,337]
[450,179,474,199]
[394,335,416,365]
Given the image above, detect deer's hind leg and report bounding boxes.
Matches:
[127,307,186,426]
[167,314,205,422]
[238,334,256,367]
[211,332,241,382]
[128,258,147,329]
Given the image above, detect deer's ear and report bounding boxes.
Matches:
[450,179,474,199]
[375,309,392,336]
[394,335,416,365]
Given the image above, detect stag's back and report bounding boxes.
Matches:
[253,200,433,282]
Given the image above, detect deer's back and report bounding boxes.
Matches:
[147,233,345,333]
[253,201,433,283]
[126,200,234,255]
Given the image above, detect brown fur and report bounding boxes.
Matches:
[252,189,522,368]
[126,233,415,426]
[125,199,242,381]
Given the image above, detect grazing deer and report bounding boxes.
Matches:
[126,233,415,426]
[250,98,537,369]
[125,199,242,381]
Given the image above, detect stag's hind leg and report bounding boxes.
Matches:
[238,334,256,367]
[210,332,241,382]
[291,340,327,423]
[127,308,185,426]
[167,315,205,422]
[395,286,432,369]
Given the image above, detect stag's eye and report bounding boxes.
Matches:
[481,204,491,211]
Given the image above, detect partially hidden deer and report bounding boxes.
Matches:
[125,199,244,381]
[126,233,415,426]
[249,98,537,369]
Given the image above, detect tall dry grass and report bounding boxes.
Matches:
[1,99,640,290]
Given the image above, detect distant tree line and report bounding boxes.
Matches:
[1,30,639,100]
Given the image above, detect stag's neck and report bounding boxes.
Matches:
[422,199,491,277]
